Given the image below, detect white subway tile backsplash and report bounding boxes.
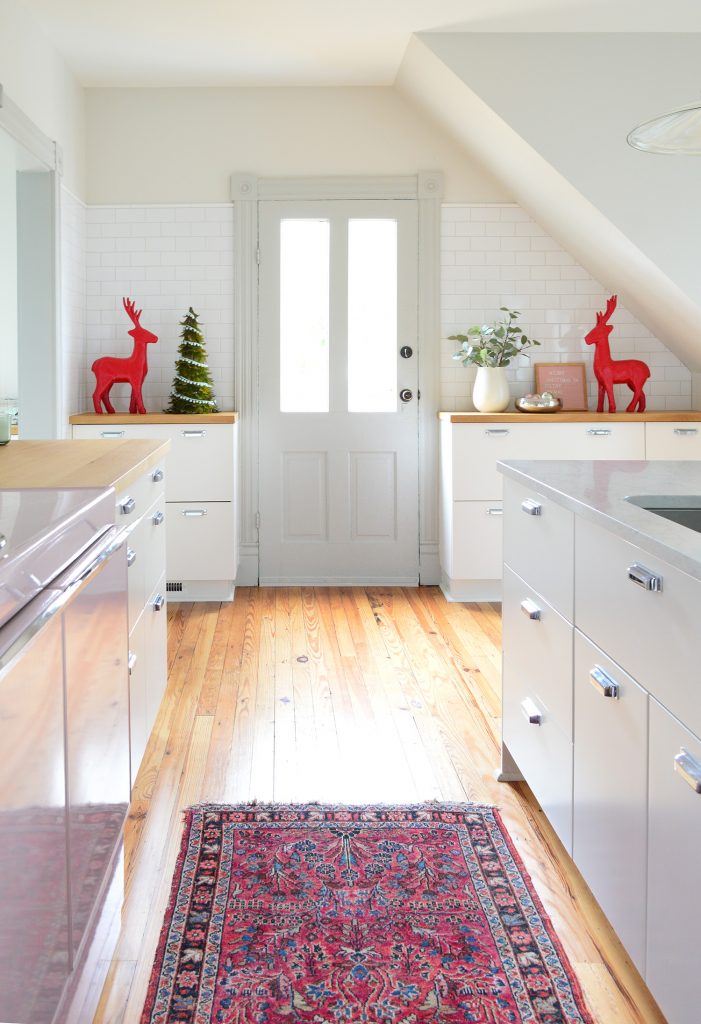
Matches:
[440,203,691,412]
[83,204,235,412]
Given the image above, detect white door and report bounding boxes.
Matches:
[259,199,419,585]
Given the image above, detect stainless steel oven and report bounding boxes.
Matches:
[0,489,131,1024]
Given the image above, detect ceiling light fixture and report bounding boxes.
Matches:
[627,100,701,154]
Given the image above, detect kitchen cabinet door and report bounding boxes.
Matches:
[647,698,701,1024]
[573,631,648,975]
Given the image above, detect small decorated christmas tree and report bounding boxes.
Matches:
[166,307,219,414]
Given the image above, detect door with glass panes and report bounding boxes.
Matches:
[258,199,419,585]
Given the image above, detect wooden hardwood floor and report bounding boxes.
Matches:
[89,587,665,1023]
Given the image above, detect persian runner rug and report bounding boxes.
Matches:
[142,803,593,1024]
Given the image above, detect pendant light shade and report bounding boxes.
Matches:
[627,101,701,154]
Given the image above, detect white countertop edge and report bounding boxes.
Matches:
[498,459,701,583]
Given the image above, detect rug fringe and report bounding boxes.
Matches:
[184,799,497,813]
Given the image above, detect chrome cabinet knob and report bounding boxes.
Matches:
[119,496,136,516]
[521,697,543,725]
[153,593,165,611]
[590,666,619,699]
[521,498,542,516]
[674,749,701,793]
[628,562,662,592]
[152,510,165,526]
[126,547,136,567]
[152,467,164,482]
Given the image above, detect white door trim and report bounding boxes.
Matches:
[231,172,443,586]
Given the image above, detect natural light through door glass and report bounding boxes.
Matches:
[348,219,397,412]
[280,219,330,412]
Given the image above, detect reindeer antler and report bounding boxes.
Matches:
[123,296,142,325]
[602,294,617,323]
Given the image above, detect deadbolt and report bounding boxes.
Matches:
[399,389,413,403]
[400,346,413,359]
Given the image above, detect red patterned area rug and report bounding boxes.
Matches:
[141,804,593,1024]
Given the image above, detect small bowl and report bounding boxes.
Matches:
[515,394,563,414]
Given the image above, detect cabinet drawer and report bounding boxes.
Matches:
[645,421,701,460]
[127,613,147,786]
[73,423,233,501]
[554,422,645,460]
[452,423,554,500]
[143,495,167,599]
[166,502,236,581]
[575,516,701,737]
[503,566,573,737]
[502,663,573,853]
[145,574,168,727]
[451,501,503,580]
[647,699,701,1024]
[503,479,574,619]
[573,631,648,974]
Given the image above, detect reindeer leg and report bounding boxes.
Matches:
[103,385,116,415]
[133,383,146,415]
[606,384,616,413]
[129,389,138,414]
[597,383,605,413]
[92,385,103,414]
[638,390,646,412]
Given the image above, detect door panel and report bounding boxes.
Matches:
[259,199,418,585]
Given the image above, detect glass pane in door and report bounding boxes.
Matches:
[348,219,397,412]
[280,219,330,412]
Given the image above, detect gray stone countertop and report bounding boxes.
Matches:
[497,459,701,582]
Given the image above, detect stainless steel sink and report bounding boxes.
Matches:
[625,495,701,534]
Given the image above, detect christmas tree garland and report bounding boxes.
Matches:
[166,307,219,414]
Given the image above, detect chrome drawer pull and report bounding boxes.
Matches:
[521,697,542,725]
[486,507,503,516]
[590,665,619,699]
[152,510,165,526]
[153,593,165,611]
[126,547,136,568]
[485,428,510,437]
[674,428,698,436]
[521,498,542,516]
[586,428,612,436]
[100,430,125,438]
[152,467,164,482]
[119,496,136,516]
[520,598,542,620]
[628,562,662,592]
[128,651,137,674]
[182,429,206,438]
[182,508,207,517]
[674,749,701,793]
[0,534,6,551]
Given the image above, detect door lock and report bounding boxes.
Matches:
[400,346,413,359]
[399,389,413,403]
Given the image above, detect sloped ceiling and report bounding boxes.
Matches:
[396,34,701,372]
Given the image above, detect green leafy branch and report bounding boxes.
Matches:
[450,308,541,368]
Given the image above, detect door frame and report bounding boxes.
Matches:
[231,172,444,586]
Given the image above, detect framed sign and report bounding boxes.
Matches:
[534,362,588,411]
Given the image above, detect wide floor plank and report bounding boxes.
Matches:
[91,587,665,1024]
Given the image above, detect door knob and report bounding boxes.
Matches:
[400,346,413,359]
[400,389,413,403]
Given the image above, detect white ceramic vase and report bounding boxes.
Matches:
[472,366,510,413]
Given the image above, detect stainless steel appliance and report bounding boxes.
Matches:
[0,487,131,1024]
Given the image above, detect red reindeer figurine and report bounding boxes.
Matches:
[585,295,650,413]
[92,297,158,414]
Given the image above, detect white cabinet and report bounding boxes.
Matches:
[501,469,701,1024]
[647,699,701,1024]
[645,421,701,460]
[113,465,168,786]
[573,632,648,974]
[439,416,645,601]
[71,415,238,601]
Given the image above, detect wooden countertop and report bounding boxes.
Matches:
[438,411,701,423]
[69,412,238,424]
[0,439,170,492]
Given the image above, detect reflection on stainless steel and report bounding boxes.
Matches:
[0,489,130,1023]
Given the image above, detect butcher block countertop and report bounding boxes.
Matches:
[438,410,701,423]
[0,439,170,493]
[69,412,238,424]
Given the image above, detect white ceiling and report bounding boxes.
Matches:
[21,0,701,87]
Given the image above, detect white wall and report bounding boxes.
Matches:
[86,205,234,412]
[422,32,701,308]
[0,130,17,402]
[61,188,86,420]
[85,87,509,204]
[0,1,86,197]
[440,204,691,412]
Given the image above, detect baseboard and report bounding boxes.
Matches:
[235,546,259,586]
[419,543,440,585]
[440,572,503,603]
[166,580,235,602]
[258,576,420,586]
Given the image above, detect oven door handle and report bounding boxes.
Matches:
[0,526,130,677]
